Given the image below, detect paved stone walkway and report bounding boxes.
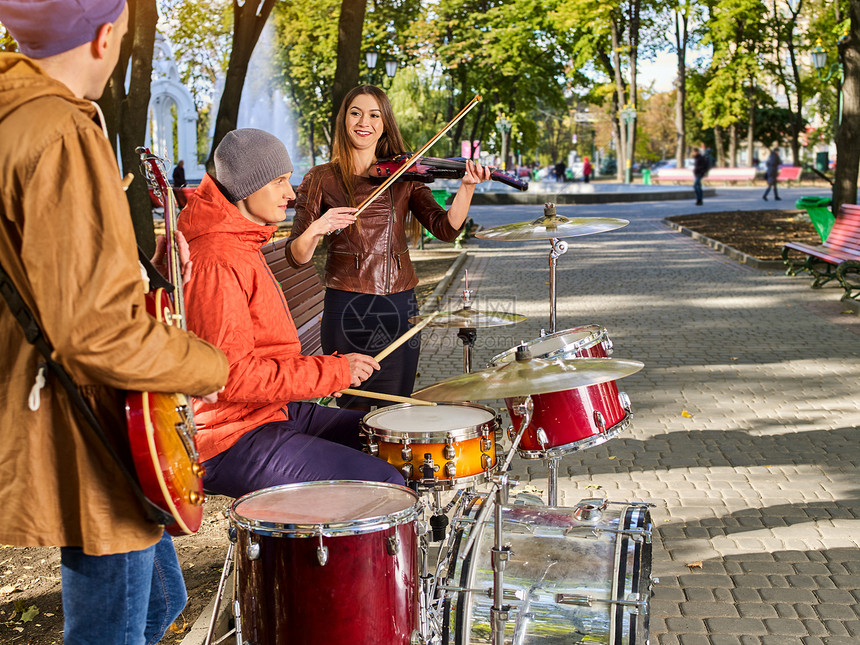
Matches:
[415,187,860,645]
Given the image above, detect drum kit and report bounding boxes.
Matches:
[209,204,657,645]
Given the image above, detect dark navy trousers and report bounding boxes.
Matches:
[201,401,404,499]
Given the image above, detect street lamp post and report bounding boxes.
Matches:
[365,49,398,88]
[620,103,637,184]
[496,114,511,171]
[811,38,843,124]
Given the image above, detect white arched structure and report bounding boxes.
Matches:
[146,34,204,181]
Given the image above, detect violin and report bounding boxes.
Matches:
[371,153,529,191]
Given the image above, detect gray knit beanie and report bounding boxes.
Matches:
[214,129,293,202]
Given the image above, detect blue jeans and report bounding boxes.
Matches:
[61,530,186,645]
[693,176,703,203]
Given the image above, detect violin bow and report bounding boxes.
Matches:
[352,94,482,218]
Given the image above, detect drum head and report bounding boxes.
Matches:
[230,481,419,537]
[490,325,606,365]
[362,402,497,441]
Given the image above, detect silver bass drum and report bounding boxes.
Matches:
[440,497,654,644]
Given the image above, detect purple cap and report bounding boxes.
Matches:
[0,0,126,58]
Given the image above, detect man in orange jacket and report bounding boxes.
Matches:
[178,129,403,498]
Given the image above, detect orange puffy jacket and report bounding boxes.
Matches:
[178,175,350,462]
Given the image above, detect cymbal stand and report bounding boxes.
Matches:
[458,271,476,373]
[546,455,562,507]
[457,396,532,645]
[548,236,568,335]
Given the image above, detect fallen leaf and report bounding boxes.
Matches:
[681,410,694,418]
[608,456,616,459]
[585,484,602,490]
[0,584,18,595]
[730,357,739,360]
[20,605,39,622]
[686,561,703,569]
[169,621,188,634]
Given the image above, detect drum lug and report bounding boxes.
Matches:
[401,444,413,462]
[246,539,260,561]
[602,336,614,355]
[593,410,606,432]
[480,435,492,453]
[481,453,492,470]
[443,441,455,461]
[619,391,632,413]
[366,438,379,457]
[555,592,593,607]
[535,427,549,448]
[506,424,516,442]
[444,461,457,479]
[485,587,524,601]
[387,534,400,555]
[401,462,414,479]
[316,534,329,566]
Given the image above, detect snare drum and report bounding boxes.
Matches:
[361,402,500,489]
[230,481,420,645]
[441,497,653,645]
[490,325,632,458]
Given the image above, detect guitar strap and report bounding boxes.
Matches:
[0,259,174,528]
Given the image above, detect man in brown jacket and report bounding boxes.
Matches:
[0,1,228,642]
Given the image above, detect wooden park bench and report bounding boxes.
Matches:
[782,203,860,301]
[776,166,802,186]
[652,167,757,185]
[262,238,325,355]
[651,168,693,184]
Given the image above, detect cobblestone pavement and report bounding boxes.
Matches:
[415,187,860,645]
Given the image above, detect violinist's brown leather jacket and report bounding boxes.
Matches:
[286,163,463,294]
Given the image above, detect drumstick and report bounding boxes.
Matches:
[339,388,436,406]
[121,173,134,191]
[373,310,441,363]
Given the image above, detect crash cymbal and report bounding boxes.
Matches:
[412,355,644,402]
[475,214,629,241]
[409,307,526,329]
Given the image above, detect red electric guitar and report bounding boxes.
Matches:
[125,148,205,536]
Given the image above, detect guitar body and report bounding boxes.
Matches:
[125,287,205,536]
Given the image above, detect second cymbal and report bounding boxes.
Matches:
[412,355,644,402]
[409,307,526,329]
[476,214,629,241]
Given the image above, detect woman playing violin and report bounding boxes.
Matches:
[286,84,491,409]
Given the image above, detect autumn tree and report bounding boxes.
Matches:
[206,0,277,171]
[99,0,160,255]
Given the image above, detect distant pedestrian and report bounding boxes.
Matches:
[692,148,709,206]
[554,160,566,182]
[763,148,782,201]
[582,156,592,183]
[172,159,187,209]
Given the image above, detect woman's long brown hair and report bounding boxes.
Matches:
[330,85,408,207]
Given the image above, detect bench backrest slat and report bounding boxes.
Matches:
[823,205,860,256]
[261,238,325,356]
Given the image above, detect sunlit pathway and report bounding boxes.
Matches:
[416,187,860,645]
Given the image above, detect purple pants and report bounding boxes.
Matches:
[201,401,404,499]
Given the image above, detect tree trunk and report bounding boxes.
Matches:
[330,0,368,137]
[99,0,158,256]
[673,7,688,165]
[714,125,725,167]
[745,76,756,167]
[728,123,738,167]
[206,0,277,172]
[610,17,626,182]
[627,0,640,175]
[833,0,860,214]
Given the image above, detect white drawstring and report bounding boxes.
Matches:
[28,363,47,411]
